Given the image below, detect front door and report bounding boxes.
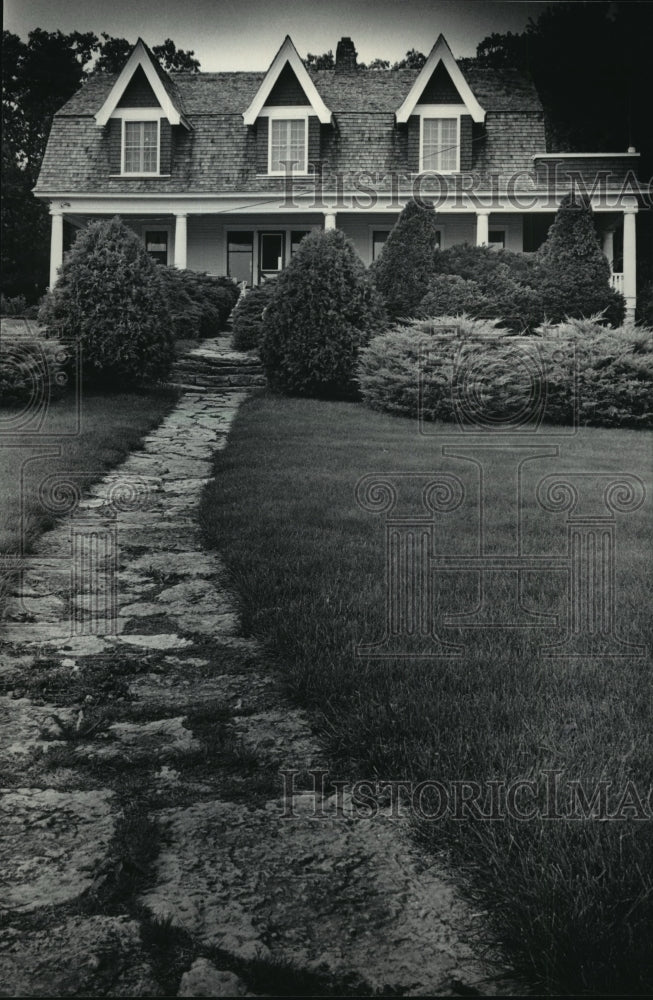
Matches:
[258,231,285,283]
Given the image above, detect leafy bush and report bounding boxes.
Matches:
[158,266,238,340]
[260,229,385,397]
[38,218,175,386]
[0,337,69,407]
[636,279,653,327]
[537,194,625,325]
[358,316,653,428]
[417,273,494,319]
[370,198,441,319]
[1,294,27,316]
[231,280,277,351]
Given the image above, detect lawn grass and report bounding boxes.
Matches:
[0,387,178,616]
[199,392,653,995]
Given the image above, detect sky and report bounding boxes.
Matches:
[3,0,556,70]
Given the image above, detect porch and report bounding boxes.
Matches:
[49,205,638,317]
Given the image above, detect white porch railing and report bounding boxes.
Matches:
[610,272,624,294]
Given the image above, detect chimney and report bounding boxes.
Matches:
[335,37,358,73]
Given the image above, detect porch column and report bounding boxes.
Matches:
[476,210,489,247]
[324,212,337,231]
[622,205,637,321]
[49,210,64,289]
[601,227,614,267]
[174,213,187,269]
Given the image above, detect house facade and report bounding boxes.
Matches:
[36,34,646,316]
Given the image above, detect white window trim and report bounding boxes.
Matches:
[266,110,309,176]
[418,106,464,175]
[118,112,161,176]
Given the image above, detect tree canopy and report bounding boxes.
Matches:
[1,29,200,299]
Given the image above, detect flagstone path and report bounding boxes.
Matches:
[0,337,515,996]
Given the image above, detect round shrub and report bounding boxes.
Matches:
[537,194,625,325]
[260,229,385,397]
[39,217,175,385]
[231,280,277,351]
[370,198,441,319]
[435,244,546,332]
[417,274,494,318]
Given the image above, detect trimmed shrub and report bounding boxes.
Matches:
[358,316,653,429]
[39,218,175,386]
[537,194,625,325]
[231,280,277,351]
[433,244,546,332]
[370,199,441,319]
[158,266,238,340]
[417,274,494,319]
[260,229,385,396]
[0,337,68,408]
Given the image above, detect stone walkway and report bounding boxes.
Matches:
[0,338,514,996]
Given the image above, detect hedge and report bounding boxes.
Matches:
[358,316,653,429]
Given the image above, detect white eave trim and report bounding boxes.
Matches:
[95,38,185,128]
[396,34,485,124]
[533,152,640,158]
[242,35,332,126]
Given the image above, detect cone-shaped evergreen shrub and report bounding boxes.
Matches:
[370,199,442,319]
[259,229,385,396]
[537,194,624,325]
[39,217,175,385]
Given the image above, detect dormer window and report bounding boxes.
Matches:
[418,106,463,173]
[421,117,458,172]
[268,112,307,174]
[123,119,159,174]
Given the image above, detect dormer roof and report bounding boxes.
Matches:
[395,34,485,123]
[242,35,332,125]
[94,38,190,128]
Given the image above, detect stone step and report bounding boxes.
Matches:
[166,380,263,393]
[172,361,264,377]
[170,370,266,385]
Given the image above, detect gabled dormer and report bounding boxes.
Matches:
[396,34,485,174]
[243,36,331,176]
[95,39,190,177]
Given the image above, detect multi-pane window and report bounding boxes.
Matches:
[124,120,158,173]
[269,118,306,173]
[422,118,458,172]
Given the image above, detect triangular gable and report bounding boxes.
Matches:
[95,38,188,127]
[264,63,310,106]
[243,36,331,125]
[117,65,159,107]
[396,34,485,123]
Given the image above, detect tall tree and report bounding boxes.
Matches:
[94,34,200,74]
[1,29,200,300]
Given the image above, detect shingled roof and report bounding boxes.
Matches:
[57,61,542,117]
[37,59,551,195]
